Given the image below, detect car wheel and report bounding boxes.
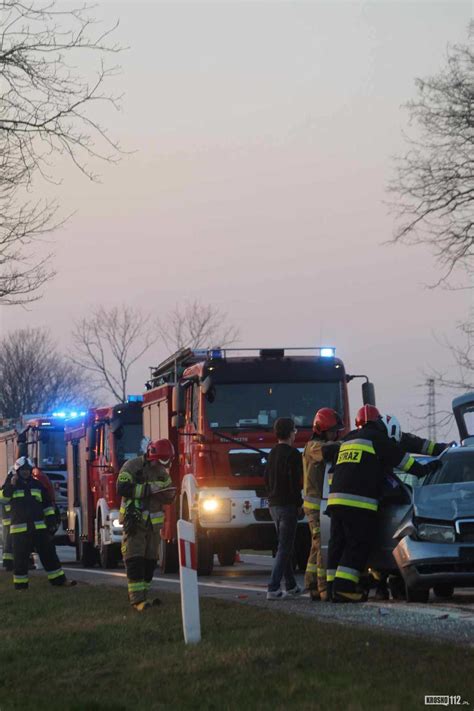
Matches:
[405,585,429,603]
[388,575,406,601]
[433,584,454,599]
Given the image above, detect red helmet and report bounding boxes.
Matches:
[313,408,343,435]
[355,405,380,428]
[147,439,175,465]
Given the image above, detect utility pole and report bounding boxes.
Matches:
[427,378,436,441]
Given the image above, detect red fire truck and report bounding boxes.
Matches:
[65,401,143,567]
[143,347,375,575]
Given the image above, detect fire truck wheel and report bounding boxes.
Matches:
[159,537,179,574]
[99,539,119,569]
[197,534,214,576]
[216,544,236,567]
[80,540,98,568]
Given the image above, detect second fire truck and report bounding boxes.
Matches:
[65,400,143,567]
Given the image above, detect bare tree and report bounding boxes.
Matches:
[431,312,474,391]
[157,300,240,354]
[389,37,474,284]
[71,305,158,403]
[0,1,121,304]
[0,327,89,418]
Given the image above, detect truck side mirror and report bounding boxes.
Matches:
[362,381,376,406]
[171,413,185,428]
[172,384,184,415]
[201,376,213,395]
[86,426,96,460]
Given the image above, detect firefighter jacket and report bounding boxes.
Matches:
[400,432,449,457]
[328,422,430,514]
[117,456,172,529]
[0,472,56,535]
[303,437,327,512]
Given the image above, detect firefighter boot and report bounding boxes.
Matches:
[133,600,152,612]
[325,582,333,602]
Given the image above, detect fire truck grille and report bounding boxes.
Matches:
[229,450,267,478]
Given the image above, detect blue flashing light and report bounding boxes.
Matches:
[193,348,222,360]
[321,347,336,358]
[209,349,223,360]
[51,410,86,419]
[128,395,144,403]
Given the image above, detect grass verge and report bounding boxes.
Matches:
[0,574,472,710]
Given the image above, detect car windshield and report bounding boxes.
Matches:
[116,423,143,464]
[205,381,343,429]
[424,450,474,486]
[38,429,66,469]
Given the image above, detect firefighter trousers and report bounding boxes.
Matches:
[12,530,66,589]
[327,506,376,602]
[121,520,161,605]
[2,517,13,569]
[303,508,326,594]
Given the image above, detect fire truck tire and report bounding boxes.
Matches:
[216,544,236,567]
[99,539,120,569]
[159,537,179,574]
[197,534,214,576]
[80,540,98,568]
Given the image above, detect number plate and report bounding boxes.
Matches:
[260,498,269,509]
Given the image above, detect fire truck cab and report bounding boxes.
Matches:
[66,401,143,568]
[144,347,373,576]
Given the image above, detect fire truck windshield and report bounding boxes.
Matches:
[115,424,143,465]
[205,381,343,430]
[38,429,66,469]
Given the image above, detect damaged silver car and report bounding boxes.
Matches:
[393,392,474,603]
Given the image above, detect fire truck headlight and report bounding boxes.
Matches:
[202,499,218,512]
[199,497,231,523]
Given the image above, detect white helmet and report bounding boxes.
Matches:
[14,456,34,471]
[380,414,401,442]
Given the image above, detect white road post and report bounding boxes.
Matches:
[177,519,201,644]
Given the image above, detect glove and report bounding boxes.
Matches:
[422,459,442,477]
[154,486,177,505]
[46,520,59,536]
[149,481,172,496]
[124,504,142,535]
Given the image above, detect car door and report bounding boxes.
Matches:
[453,392,474,444]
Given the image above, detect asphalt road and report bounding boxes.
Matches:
[35,546,474,647]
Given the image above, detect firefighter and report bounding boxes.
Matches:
[303,408,343,601]
[1,462,59,572]
[117,440,177,612]
[1,457,74,590]
[371,413,453,600]
[1,490,13,570]
[326,405,440,603]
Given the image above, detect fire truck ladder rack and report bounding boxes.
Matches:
[146,346,337,390]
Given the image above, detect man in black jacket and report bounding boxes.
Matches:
[265,418,303,601]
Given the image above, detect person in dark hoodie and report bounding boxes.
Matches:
[265,417,303,601]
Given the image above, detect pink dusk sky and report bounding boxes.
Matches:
[0,1,471,437]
